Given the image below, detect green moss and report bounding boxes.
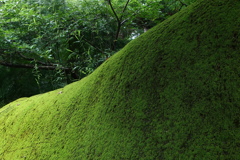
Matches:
[0,0,240,159]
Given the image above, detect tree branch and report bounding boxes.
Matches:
[120,0,130,21]
[81,37,105,53]
[179,0,187,6]
[178,0,188,10]
[108,0,130,50]
[0,49,56,66]
[108,0,120,25]
[0,50,69,70]
[17,52,55,66]
[0,61,71,71]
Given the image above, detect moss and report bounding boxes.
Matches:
[0,0,240,159]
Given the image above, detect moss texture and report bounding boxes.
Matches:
[0,0,240,159]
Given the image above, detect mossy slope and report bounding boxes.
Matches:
[1,0,240,159]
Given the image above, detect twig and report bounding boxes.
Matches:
[17,52,55,66]
[81,37,105,53]
[108,0,120,25]
[108,0,130,50]
[120,0,130,21]
[0,61,71,71]
[179,0,187,7]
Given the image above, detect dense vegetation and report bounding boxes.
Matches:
[0,0,239,159]
[0,0,196,107]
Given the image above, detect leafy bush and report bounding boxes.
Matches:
[0,0,196,107]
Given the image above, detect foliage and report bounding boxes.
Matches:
[0,0,196,107]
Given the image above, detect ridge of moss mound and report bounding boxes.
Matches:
[1,0,240,159]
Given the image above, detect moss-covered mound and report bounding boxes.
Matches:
[1,0,240,159]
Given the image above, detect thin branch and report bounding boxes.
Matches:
[0,49,70,71]
[120,19,128,25]
[0,61,71,71]
[120,0,130,21]
[108,0,120,49]
[17,52,53,66]
[178,0,188,10]
[178,0,187,7]
[121,11,138,25]
[108,0,120,25]
[81,37,105,53]
[108,0,130,50]
[0,49,55,66]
